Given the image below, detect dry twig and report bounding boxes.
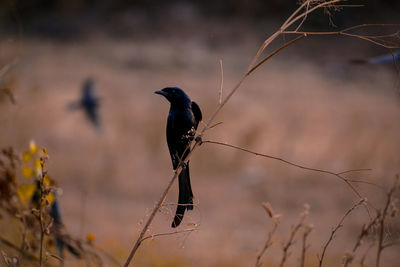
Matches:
[279,204,310,267]
[300,224,313,267]
[318,198,366,267]
[255,202,281,267]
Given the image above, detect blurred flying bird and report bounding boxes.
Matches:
[68,78,101,131]
[350,50,400,65]
[155,87,202,227]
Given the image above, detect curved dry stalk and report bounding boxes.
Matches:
[337,169,371,175]
[123,167,182,267]
[376,177,399,267]
[283,24,400,49]
[319,198,366,267]
[255,202,281,267]
[140,228,198,243]
[255,220,279,267]
[123,141,199,267]
[343,177,399,267]
[202,140,363,198]
[249,0,348,70]
[279,205,310,267]
[300,224,313,267]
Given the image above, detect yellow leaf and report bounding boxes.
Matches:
[22,166,34,179]
[87,233,96,244]
[17,184,36,203]
[40,148,48,156]
[43,175,52,186]
[44,192,55,205]
[34,159,41,173]
[29,140,38,154]
[22,151,31,163]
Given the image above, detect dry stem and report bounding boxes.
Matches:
[255,202,281,267]
[203,140,363,198]
[38,160,46,267]
[279,205,309,267]
[376,176,399,267]
[319,198,366,267]
[300,224,313,267]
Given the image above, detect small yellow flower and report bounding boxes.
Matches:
[40,148,48,156]
[29,140,38,154]
[44,192,55,205]
[87,233,96,244]
[22,166,34,179]
[43,175,52,186]
[17,184,36,203]
[22,151,31,163]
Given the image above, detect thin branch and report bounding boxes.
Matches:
[207,121,223,130]
[300,225,313,267]
[123,168,182,267]
[255,221,279,267]
[255,202,281,267]
[343,177,399,267]
[376,176,399,267]
[203,140,363,198]
[346,179,385,190]
[38,160,46,267]
[140,228,198,243]
[218,59,224,105]
[295,0,311,32]
[337,169,371,175]
[123,141,197,266]
[279,205,309,267]
[319,198,366,267]
[283,24,400,49]
[201,33,307,142]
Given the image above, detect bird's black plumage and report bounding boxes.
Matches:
[68,78,101,131]
[155,87,202,227]
[350,51,400,65]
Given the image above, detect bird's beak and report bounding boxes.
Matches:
[154,90,167,97]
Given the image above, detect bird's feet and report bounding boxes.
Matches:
[195,135,203,145]
[182,127,196,141]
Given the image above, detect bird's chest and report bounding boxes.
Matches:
[167,110,195,139]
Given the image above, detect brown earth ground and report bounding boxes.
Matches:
[1,26,400,266]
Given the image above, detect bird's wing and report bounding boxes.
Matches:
[191,101,202,128]
[369,53,398,64]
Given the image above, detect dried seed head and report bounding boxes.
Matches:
[262,202,274,218]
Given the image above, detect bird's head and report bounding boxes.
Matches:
[155,87,191,107]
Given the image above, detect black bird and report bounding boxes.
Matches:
[155,87,202,227]
[350,50,400,65]
[68,78,101,131]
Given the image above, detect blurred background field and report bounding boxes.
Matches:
[0,0,400,266]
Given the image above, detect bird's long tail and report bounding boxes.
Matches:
[172,162,193,228]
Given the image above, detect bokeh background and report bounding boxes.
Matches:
[1,0,400,266]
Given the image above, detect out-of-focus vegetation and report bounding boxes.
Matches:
[0,142,102,266]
